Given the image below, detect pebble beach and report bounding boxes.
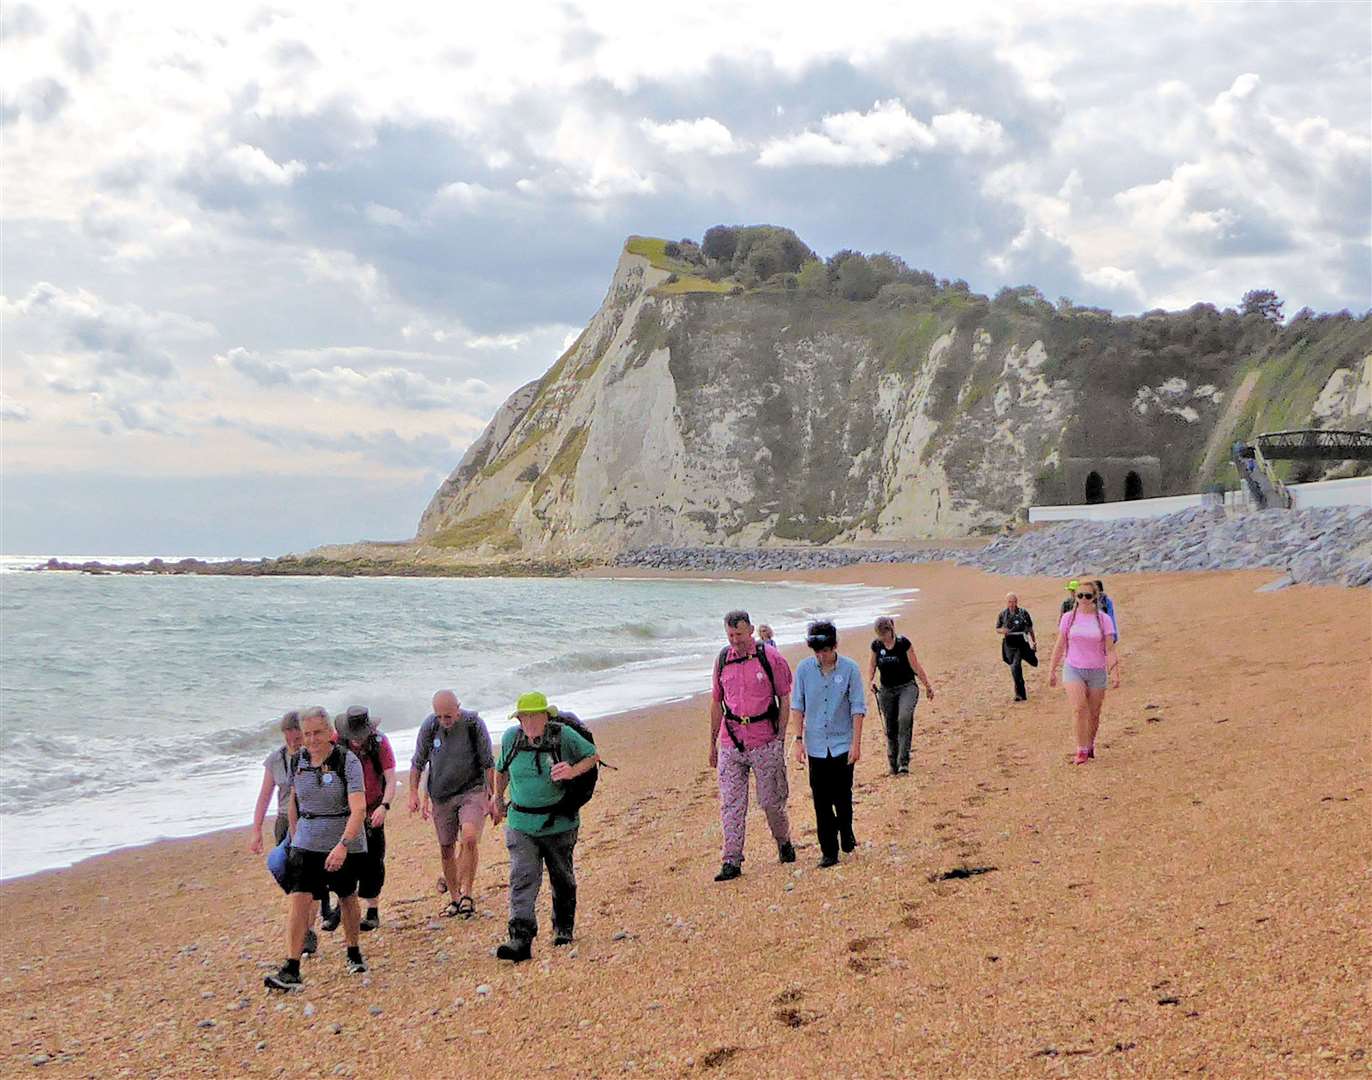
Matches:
[1,561,1367,1078]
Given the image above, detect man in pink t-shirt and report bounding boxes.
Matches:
[709,610,796,881]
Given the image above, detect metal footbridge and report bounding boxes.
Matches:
[1232,428,1372,509]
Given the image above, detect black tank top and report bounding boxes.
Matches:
[870,635,916,688]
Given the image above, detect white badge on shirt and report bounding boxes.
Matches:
[433,738,442,749]
[323,773,334,785]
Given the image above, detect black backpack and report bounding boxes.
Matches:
[288,745,353,819]
[715,642,781,751]
[498,713,599,829]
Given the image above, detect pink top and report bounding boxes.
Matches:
[1058,609,1116,670]
[712,642,793,749]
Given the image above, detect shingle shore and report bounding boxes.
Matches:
[615,506,1372,587]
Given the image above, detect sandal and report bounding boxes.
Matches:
[440,900,461,918]
[456,895,476,919]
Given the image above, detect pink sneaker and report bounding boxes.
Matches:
[1071,750,1090,765]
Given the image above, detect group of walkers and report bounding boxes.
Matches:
[251,577,1119,989]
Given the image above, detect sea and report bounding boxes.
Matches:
[0,555,913,880]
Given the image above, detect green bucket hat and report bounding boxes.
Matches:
[1066,579,1080,592]
[510,691,559,719]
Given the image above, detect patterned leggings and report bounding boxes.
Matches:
[717,735,791,864]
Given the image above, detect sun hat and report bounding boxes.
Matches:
[1065,579,1080,592]
[335,704,375,742]
[510,691,559,719]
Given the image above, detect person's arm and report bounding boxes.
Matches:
[907,645,935,702]
[995,610,1008,636]
[286,787,298,842]
[493,763,509,824]
[792,709,808,764]
[1025,611,1037,650]
[550,753,599,782]
[477,719,496,797]
[866,652,878,692]
[1047,618,1068,686]
[250,767,275,853]
[328,790,366,872]
[708,665,724,767]
[408,723,431,813]
[1105,621,1121,687]
[372,767,396,828]
[847,663,865,765]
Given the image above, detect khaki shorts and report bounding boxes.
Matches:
[432,788,489,846]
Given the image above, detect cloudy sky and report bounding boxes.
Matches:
[3,1,1368,555]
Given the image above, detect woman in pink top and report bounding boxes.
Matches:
[1047,581,1120,764]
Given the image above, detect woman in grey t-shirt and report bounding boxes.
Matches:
[250,711,302,852]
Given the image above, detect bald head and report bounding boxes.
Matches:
[432,689,461,729]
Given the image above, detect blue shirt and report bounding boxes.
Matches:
[791,655,866,759]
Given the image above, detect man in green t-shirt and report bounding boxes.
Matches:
[492,691,598,962]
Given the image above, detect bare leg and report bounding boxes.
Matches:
[439,842,460,898]
[286,892,312,960]
[1066,681,1092,750]
[1086,687,1107,749]
[338,895,362,948]
[457,822,481,897]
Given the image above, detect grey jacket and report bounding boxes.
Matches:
[411,710,494,800]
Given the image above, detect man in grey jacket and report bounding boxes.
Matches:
[409,689,494,918]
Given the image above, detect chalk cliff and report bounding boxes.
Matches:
[417,237,1372,558]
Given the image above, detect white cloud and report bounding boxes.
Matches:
[1,395,33,421]
[639,116,738,156]
[222,143,305,186]
[930,110,1005,154]
[1083,265,1144,303]
[759,99,1006,166]
[217,346,496,411]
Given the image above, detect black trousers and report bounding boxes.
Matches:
[1003,637,1037,700]
[807,752,854,860]
[357,822,386,900]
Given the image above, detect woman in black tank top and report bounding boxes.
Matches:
[866,617,935,775]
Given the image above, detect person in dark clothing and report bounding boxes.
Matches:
[995,593,1038,701]
[865,616,935,775]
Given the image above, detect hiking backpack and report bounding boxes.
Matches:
[497,713,599,829]
[714,642,781,751]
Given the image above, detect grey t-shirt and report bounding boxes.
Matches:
[290,748,367,854]
[263,746,292,815]
[411,710,494,800]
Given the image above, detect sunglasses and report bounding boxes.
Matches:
[1076,592,1096,600]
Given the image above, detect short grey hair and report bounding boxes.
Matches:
[874,616,895,634]
[298,705,329,726]
[279,709,301,732]
[724,610,751,629]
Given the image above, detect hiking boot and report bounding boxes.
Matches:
[359,909,380,932]
[818,854,840,869]
[777,841,796,864]
[301,929,318,956]
[346,952,368,975]
[552,929,574,947]
[713,862,742,882]
[840,832,857,854]
[496,938,532,963]
[264,964,302,991]
[320,906,341,933]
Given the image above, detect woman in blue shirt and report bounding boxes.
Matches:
[791,621,866,868]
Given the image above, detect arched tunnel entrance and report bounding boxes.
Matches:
[1084,471,1105,504]
[1124,471,1144,500]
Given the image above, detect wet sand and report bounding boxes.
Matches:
[1,563,1368,1078]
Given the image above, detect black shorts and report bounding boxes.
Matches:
[284,846,362,901]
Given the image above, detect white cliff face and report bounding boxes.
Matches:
[1313,354,1372,427]
[416,244,1367,558]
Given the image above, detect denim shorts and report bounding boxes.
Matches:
[1063,664,1108,689]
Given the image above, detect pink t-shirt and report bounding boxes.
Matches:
[712,642,793,749]
[1058,610,1117,670]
